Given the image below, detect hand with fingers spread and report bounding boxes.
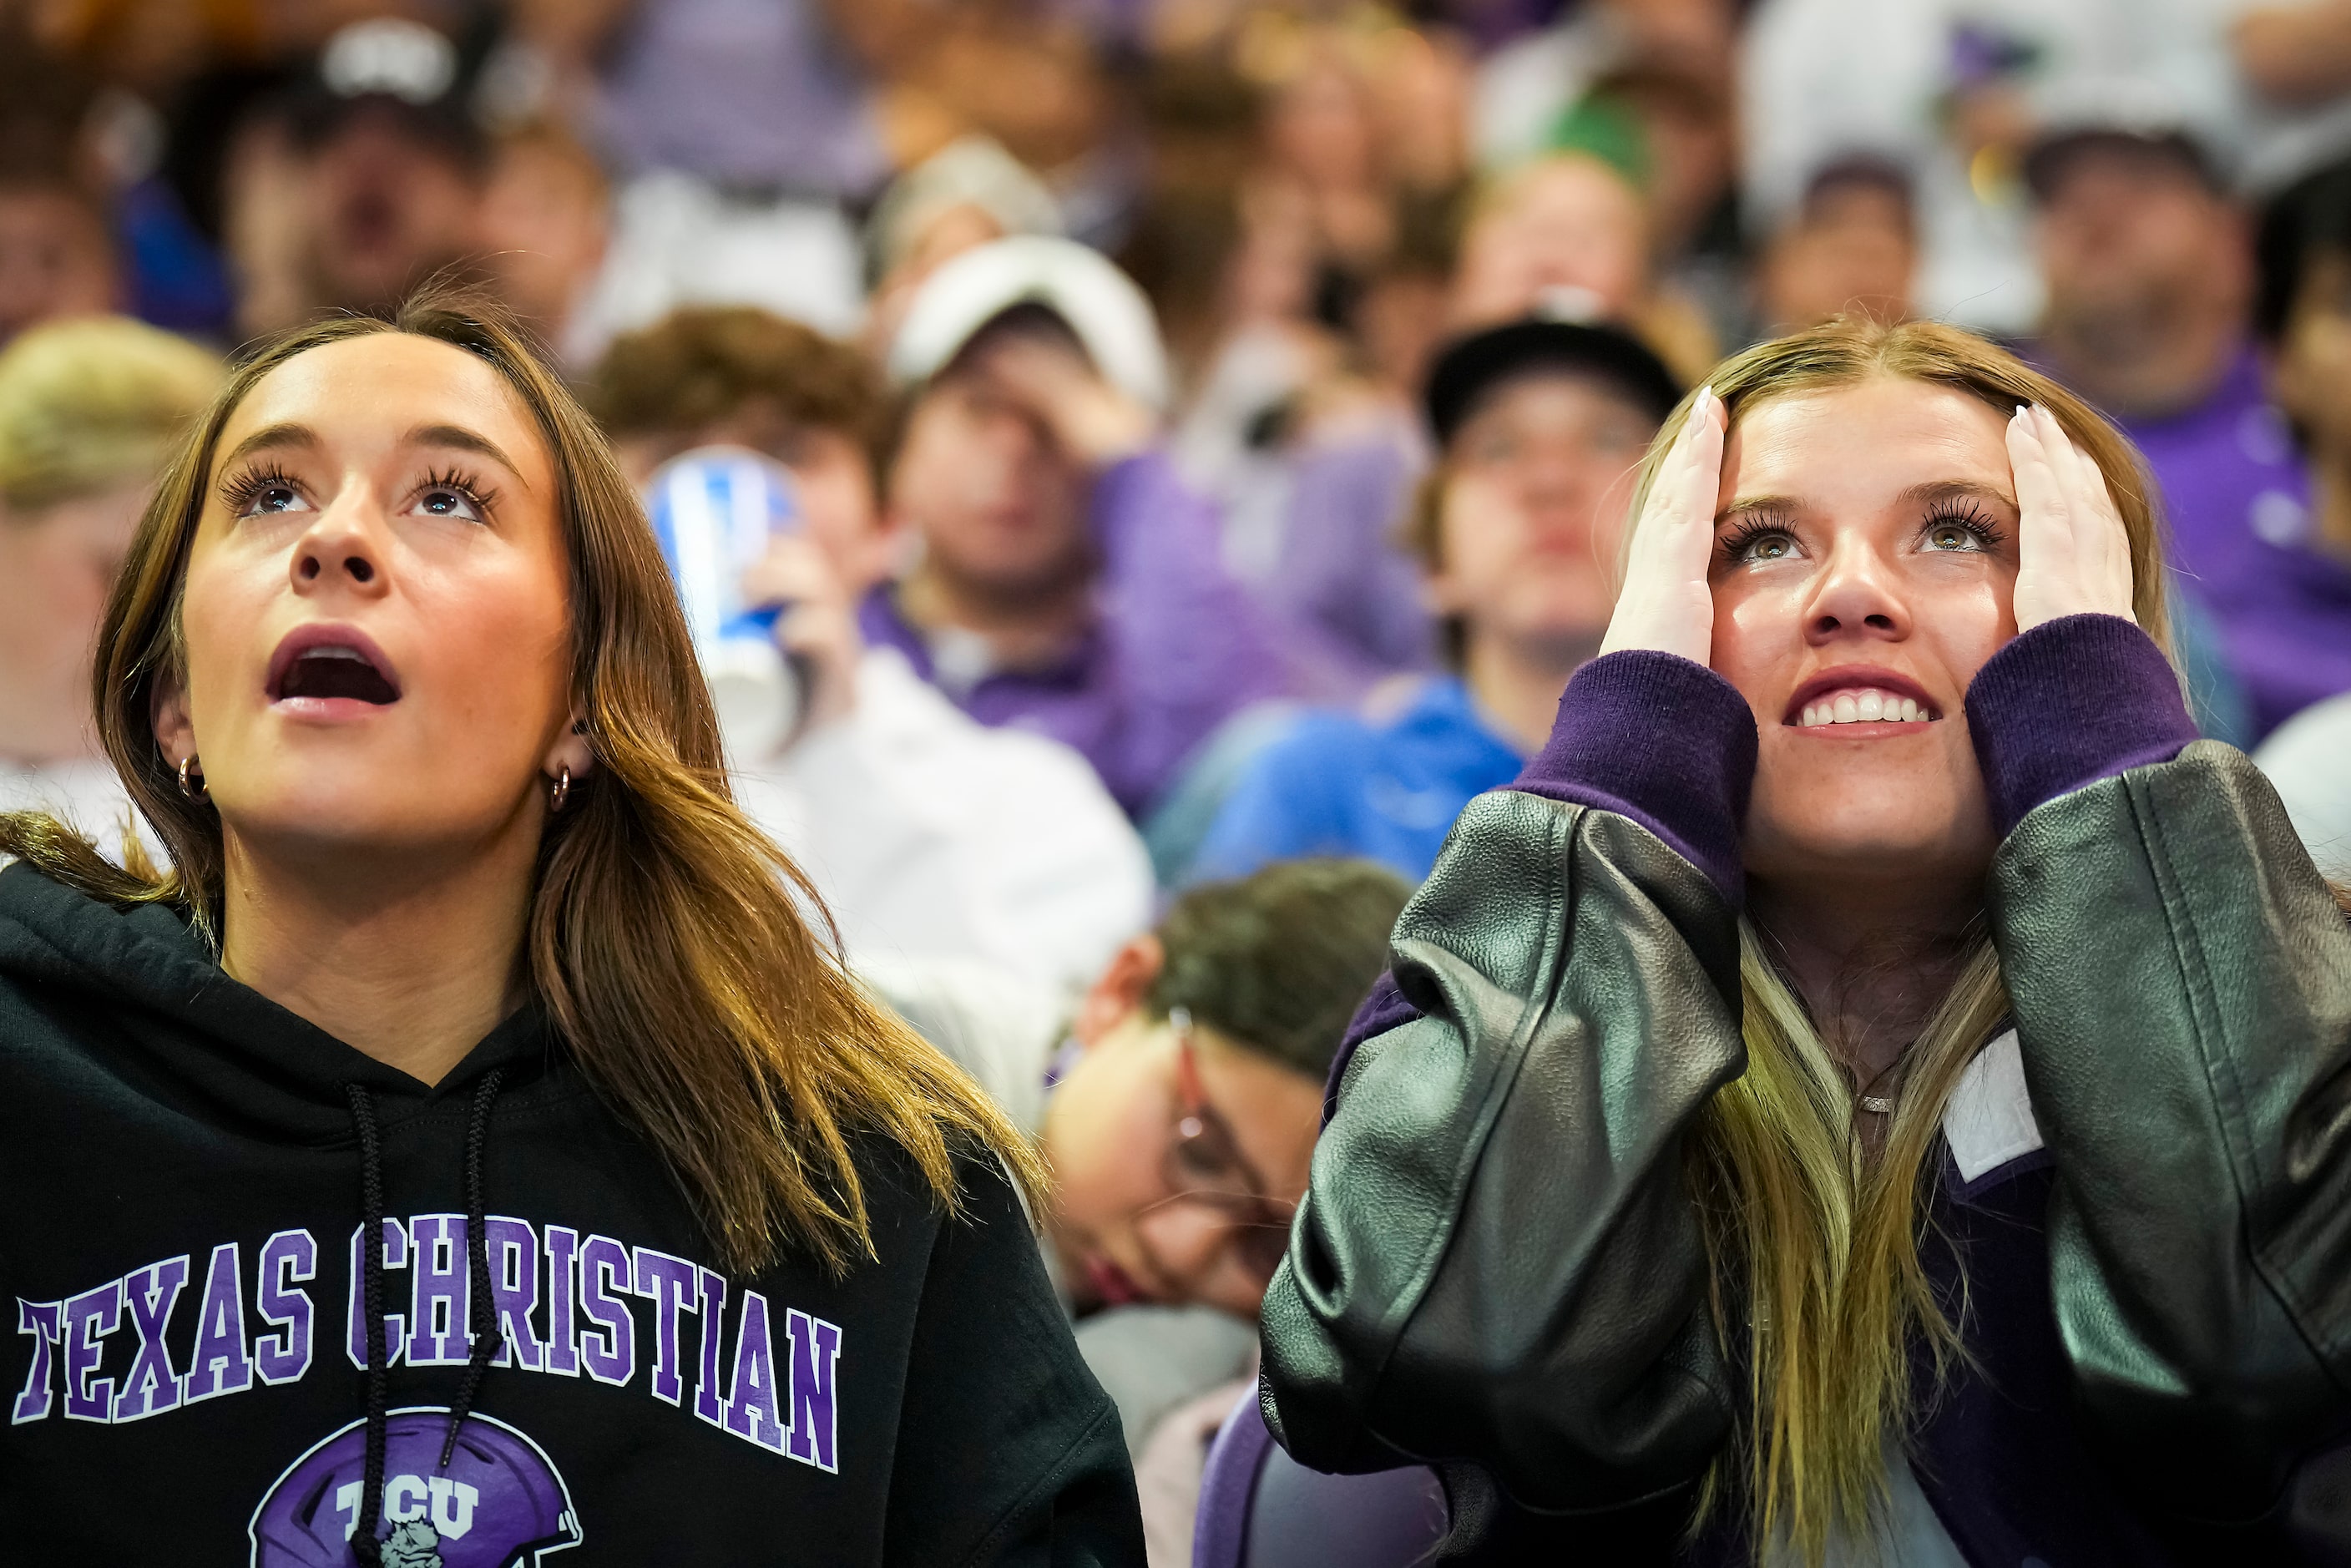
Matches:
[2005,402,2136,632]
[1600,384,1729,666]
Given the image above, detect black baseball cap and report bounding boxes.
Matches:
[289,18,483,164]
[1423,319,1682,447]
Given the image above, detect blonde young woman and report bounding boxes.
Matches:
[1260,319,2351,1564]
[0,291,1143,1564]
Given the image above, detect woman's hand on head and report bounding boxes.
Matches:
[1600,384,1726,665]
[2006,402,2136,632]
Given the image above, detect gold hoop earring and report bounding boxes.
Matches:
[176,755,209,802]
[548,764,571,814]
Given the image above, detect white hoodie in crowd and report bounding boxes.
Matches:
[730,645,1154,999]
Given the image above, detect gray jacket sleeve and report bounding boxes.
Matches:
[1995,740,2351,1515]
[1258,788,1747,1510]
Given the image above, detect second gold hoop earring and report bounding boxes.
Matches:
[549,764,571,814]
[176,756,209,802]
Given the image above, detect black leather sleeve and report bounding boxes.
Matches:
[1257,788,1747,1511]
[1995,741,2351,1518]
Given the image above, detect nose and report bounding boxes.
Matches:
[1800,533,1911,648]
[1131,1202,1229,1293]
[289,493,390,598]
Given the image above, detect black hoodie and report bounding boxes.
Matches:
[0,861,1144,1565]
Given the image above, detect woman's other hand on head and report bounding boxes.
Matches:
[2006,402,2136,633]
[1600,384,1727,666]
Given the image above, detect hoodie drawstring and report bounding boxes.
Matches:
[345,1083,390,1568]
[444,1068,504,1467]
[344,1067,506,1564]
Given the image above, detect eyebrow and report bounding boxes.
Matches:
[1714,478,2017,525]
[404,424,532,489]
[217,422,319,469]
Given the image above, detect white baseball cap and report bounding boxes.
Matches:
[887,235,1172,413]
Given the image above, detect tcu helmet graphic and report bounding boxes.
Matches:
[250,1408,582,1567]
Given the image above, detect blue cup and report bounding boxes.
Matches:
[644,447,806,754]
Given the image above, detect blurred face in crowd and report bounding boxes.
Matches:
[302,107,483,315]
[1264,50,1381,194]
[2035,142,2247,341]
[888,320,1095,609]
[0,185,118,343]
[0,482,149,761]
[1430,370,1659,656]
[1704,377,2021,893]
[1039,937,1324,1319]
[475,134,609,336]
[1759,178,1916,332]
[1452,154,1651,329]
[153,333,583,867]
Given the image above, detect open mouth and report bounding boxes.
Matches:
[267,625,402,706]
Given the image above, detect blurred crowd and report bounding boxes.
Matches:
[5,0,2351,1560]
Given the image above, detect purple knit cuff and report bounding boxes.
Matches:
[1965,614,2197,837]
[1514,650,1759,903]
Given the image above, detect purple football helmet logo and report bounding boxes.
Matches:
[250,1408,582,1567]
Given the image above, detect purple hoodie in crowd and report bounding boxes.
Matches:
[2108,346,2351,737]
[860,449,1294,817]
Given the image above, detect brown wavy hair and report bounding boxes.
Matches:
[0,285,1043,1275]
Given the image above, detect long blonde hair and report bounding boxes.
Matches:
[1622,318,2175,1557]
[0,286,1043,1277]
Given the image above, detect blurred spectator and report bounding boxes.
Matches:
[1194,320,1676,884]
[0,175,119,343]
[863,134,1064,362]
[868,236,1295,821]
[2242,154,2351,729]
[260,18,487,332]
[474,123,612,371]
[867,855,1407,1558]
[0,316,221,839]
[1451,150,1716,385]
[2030,117,2348,735]
[510,0,884,339]
[1741,1,2244,337]
[589,305,1151,992]
[1756,156,1918,333]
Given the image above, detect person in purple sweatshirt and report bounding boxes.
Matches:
[2025,116,2345,736]
[1253,317,2351,1564]
[862,235,1296,821]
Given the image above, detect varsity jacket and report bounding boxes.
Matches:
[1260,614,2351,1563]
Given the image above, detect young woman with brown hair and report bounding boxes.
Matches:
[0,288,1143,1564]
[1259,318,2351,1564]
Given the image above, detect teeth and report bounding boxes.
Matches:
[301,646,368,662]
[1796,688,1934,727]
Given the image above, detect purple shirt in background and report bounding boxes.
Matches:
[595,0,891,198]
[1258,432,1436,703]
[859,450,1294,819]
[2113,346,2351,737]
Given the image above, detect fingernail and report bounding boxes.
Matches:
[2014,403,2030,420]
